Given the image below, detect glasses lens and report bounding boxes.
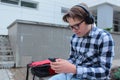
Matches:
[71,25,79,30]
[69,20,84,30]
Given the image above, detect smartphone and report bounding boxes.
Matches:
[48,58,56,62]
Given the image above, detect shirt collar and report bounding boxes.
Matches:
[86,24,97,38]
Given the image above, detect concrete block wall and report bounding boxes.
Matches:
[8,20,72,67]
[111,32,120,60]
[8,20,120,67]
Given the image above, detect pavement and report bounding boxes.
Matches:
[112,59,120,67]
[0,59,120,80]
[0,69,13,80]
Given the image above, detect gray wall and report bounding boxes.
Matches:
[8,20,72,67]
[8,20,120,67]
[8,23,19,66]
[111,32,120,60]
[97,4,113,29]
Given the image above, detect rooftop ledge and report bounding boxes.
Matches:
[7,19,68,29]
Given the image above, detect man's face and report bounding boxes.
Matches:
[67,17,90,37]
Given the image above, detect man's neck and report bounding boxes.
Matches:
[84,24,92,36]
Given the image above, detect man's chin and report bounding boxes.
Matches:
[76,34,83,37]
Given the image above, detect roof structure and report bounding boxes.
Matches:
[79,0,120,11]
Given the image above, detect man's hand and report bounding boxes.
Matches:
[50,58,76,74]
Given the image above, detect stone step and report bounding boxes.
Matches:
[0,35,14,68]
[0,61,15,68]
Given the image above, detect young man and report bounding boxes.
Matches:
[49,3,114,80]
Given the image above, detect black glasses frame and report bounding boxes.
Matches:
[69,20,84,30]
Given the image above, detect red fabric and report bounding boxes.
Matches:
[30,59,50,67]
[49,67,56,75]
[28,59,57,77]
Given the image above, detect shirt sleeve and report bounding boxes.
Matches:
[75,33,114,79]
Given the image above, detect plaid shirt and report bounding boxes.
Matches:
[68,26,114,80]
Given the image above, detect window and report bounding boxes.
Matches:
[93,15,97,26]
[61,7,69,14]
[0,0,38,9]
[21,1,38,9]
[113,20,119,32]
[114,25,119,32]
[1,0,19,5]
[113,12,120,32]
[91,11,97,26]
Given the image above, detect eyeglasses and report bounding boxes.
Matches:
[69,20,84,30]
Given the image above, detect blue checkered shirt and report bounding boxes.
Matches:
[68,26,114,80]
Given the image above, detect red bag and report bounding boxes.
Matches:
[26,59,56,80]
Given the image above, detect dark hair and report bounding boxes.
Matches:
[63,3,89,23]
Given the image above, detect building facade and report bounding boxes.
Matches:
[1,0,120,34]
[80,0,120,32]
[0,0,79,34]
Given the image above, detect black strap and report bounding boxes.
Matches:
[26,64,30,80]
[33,75,35,80]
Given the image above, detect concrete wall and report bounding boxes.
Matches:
[8,20,120,67]
[111,32,120,60]
[8,20,72,67]
[97,4,113,29]
[8,23,19,66]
